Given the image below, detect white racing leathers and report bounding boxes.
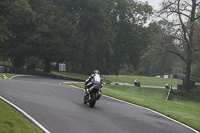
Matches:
[85,74,103,89]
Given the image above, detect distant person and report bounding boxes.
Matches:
[134,79,138,83]
[165,83,169,89]
[134,79,140,87]
[2,75,8,79]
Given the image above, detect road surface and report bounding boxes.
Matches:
[0,76,197,133]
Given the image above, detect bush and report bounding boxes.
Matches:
[173,88,200,102]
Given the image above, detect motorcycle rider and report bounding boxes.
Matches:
[134,79,138,85]
[165,83,169,89]
[84,70,103,100]
[134,79,140,87]
[134,79,138,83]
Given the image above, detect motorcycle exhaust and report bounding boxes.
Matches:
[89,85,96,92]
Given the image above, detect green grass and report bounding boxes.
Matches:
[0,99,43,133]
[0,61,12,66]
[64,83,200,132]
[52,71,181,87]
[52,72,187,87]
[0,73,24,78]
[52,71,200,86]
[102,75,181,87]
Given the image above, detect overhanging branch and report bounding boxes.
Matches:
[151,46,186,62]
[194,15,200,21]
[166,49,186,62]
[169,10,190,18]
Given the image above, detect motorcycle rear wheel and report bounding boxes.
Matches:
[89,93,96,108]
[83,98,87,104]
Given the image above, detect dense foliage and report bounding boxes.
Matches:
[0,0,155,74]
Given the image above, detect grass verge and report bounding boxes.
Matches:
[52,72,181,87]
[0,73,24,78]
[63,83,200,132]
[0,99,43,133]
[53,71,200,87]
[103,75,180,87]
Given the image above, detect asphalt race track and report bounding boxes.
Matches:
[0,76,197,133]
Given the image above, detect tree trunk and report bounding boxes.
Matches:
[183,59,192,91]
[44,59,51,73]
[4,56,6,66]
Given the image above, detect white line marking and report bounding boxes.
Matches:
[0,96,51,133]
[9,75,29,80]
[69,85,200,133]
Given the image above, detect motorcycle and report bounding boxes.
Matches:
[134,81,141,87]
[83,83,102,108]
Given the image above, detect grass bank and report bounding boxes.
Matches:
[0,99,43,133]
[53,71,182,87]
[65,83,200,132]
[0,73,23,78]
[103,75,180,87]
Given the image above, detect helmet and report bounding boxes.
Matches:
[93,70,100,74]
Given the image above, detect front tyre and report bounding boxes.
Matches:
[89,93,96,108]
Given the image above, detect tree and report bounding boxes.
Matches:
[159,0,200,90]
[191,18,200,77]
[0,0,13,64]
[0,0,155,75]
[76,0,115,74]
[135,21,180,76]
[0,0,12,44]
[0,0,36,68]
[76,0,153,75]
[28,0,78,73]
[105,0,153,75]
